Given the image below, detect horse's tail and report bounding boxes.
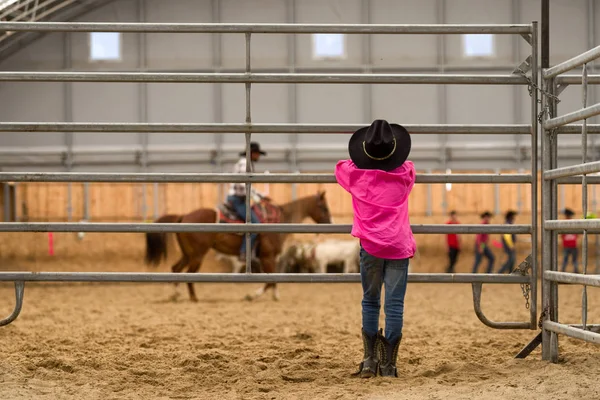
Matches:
[145,214,182,267]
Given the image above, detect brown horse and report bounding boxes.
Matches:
[144,191,332,302]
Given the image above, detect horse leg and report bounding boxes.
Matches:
[185,261,201,302]
[245,256,278,301]
[184,247,211,302]
[169,256,188,301]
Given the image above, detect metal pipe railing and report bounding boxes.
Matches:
[0,71,530,85]
[544,219,600,232]
[543,160,600,180]
[544,271,600,286]
[556,75,600,85]
[0,222,532,234]
[0,21,533,34]
[530,21,539,329]
[0,172,533,184]
[558,124,600,134]
[543,321,600,344]
[543,103,600,130]
[557,176,600,184]
[581,64,590,331]
[543,45,600,79]
[0,272,531,284]
[0,122,533,134]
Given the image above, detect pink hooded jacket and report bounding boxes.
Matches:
[335,159,417,260]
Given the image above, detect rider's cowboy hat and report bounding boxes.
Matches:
[240,142,267,156]
[348,119,411,171]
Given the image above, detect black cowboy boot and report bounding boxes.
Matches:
[377,329,402,377]
[352,329,379,378]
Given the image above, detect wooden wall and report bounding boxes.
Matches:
[5,170,597,222]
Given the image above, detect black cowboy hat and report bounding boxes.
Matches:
[240,142,267,156]
[348,119,411,171]
[480,211,493,218]
[563,208,575,217]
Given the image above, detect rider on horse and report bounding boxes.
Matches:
[227,141,267,262]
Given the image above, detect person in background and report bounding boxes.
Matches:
[498,210,517,274]
[227,141,267,262]
[472,211,495,273]
[561,208,579,273]
[445,210,460,273]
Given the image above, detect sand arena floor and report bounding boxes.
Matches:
[1,254,600,400]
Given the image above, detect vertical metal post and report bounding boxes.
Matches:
[138,0,148,221]
[530,21,539,330]
[587,0,599,274]
[550,78,559,361]
[541,74,555,361]
[83,182,90,221]
[541,0,549,69]
[64,31,73,222]
[512,0,522,158]
[581,63,589,330]
[287,0,298,199]
[244,32,252,273]
[437,0,448,214]
[212,0,224,202]
[362,0,372,123]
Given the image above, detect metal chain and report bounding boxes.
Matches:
[538,306,549,329]
[512,254,532,310]
[514,67,560,124]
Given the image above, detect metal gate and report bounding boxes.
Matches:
[539,44,600,361]
[0,21,538,342]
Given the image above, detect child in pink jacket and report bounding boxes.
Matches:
[335,119,416,378]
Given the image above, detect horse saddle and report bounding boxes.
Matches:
[217,199,282,226]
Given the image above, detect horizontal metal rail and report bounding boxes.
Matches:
[0,22,533,34]
[543,321,600,344]
[0,122,533,134]
[556,75,600,85]
[557,176,600,184]
[0,72,529,85]
[0,172,532,184]
[543,160,600,180]
[0,272,531,284]
[544,271,600,286]
[544,45,600,79]
[0,222,532,234]
[543,103,600,130]
[544,219,600,233]
[557,124,600,134]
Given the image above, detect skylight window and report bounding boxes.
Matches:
[89,32,121,61]
[0,0,19,10]
[462,34,495,58]
[312,34,345,60]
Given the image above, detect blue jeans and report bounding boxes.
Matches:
[472,245,495,273]
[227,195,259,255]
[360,247,409,344]
[562,248,579,273]
[498,248,516,274]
